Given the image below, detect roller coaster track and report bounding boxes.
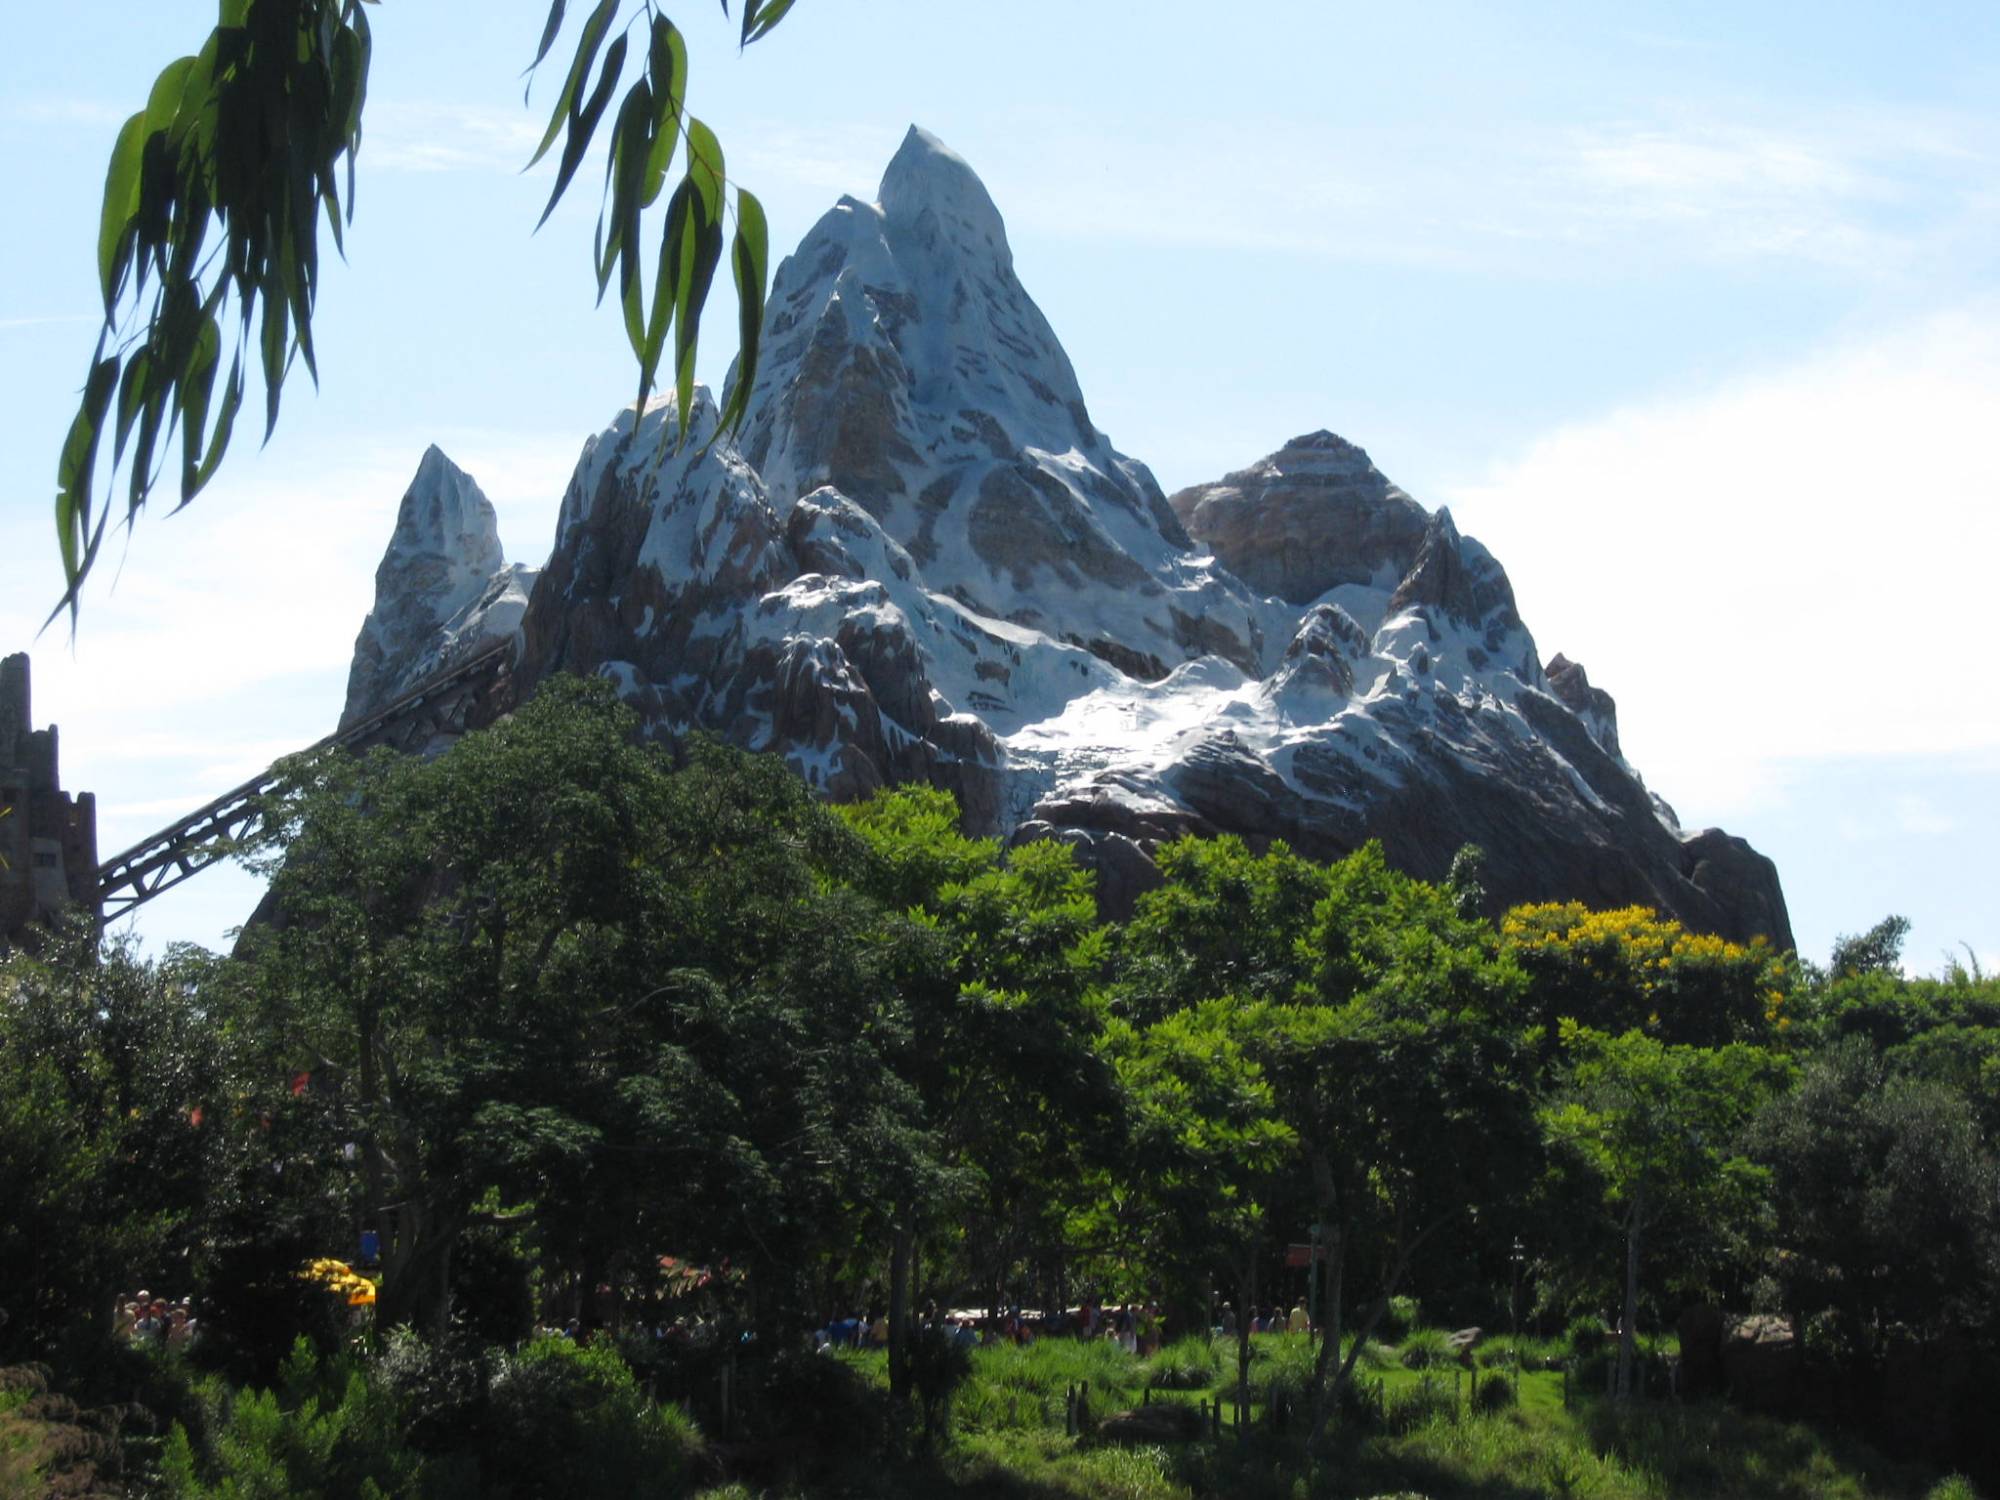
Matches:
[95,639,515,921]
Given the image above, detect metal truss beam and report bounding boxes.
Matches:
[96,639,515,921]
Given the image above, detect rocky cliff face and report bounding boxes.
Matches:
[342,127,1791,949]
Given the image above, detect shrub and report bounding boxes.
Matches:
[744,1347,888,1464]
[1357,1338,1399,1370]
[0,1365,125,1498]
[482,1337,698,1500]
[161,1334,701,1500]
[1062,1441,1179,1500]
[1926,1479,1983,1500]
[1337,1371,1384,1430]
[1140,1336,1222,1391]
[159,1340,418,1499]
[1378,1294,1423,1343]
[1398,1329,1454,1370]
[1565,1315,1607,1361]
[1473,1371,1517,1414]
[1384,1373,1457,1434]
[370,1326,493,1457]
[907,1326,974,1443]
[1252,1333,1318,1409]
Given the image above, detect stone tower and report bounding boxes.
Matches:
[0,654,99,946]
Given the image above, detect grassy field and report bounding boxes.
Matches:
[690,1331,1979,1500]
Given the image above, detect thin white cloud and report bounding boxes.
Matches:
[1892,793,1955,837]
[362,102,547,175]
[5,98,126,127]
[1446,305,2000,825]
[0,314,98,332]
[881,98,1998,283]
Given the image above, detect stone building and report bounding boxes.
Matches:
[0,653,98,946]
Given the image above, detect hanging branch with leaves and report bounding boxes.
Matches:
[59,0,791,626]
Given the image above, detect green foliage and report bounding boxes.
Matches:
[1543,1023,1786,1395]
[483,1337,699,1499]
[904,1324,973,1443]
[62,1,789,619]
[1750,1038,2000,1362]
[234,678,925,1337]
[1139,1337,1224,1392]
[1565,1314,1608,1360]
[1472,1370,1516,1414]
[0,1364,123,1499]
[1383,1372,1458,1434]
[964,1337,1143,1422]
[1830,914,1912,980]
[58,0,373,621]
[14,679,2000,1490]
[0,926,241,1363]
[1544,1027,1785,1229]
[1117,834,1327,1020]
[1376,1294,1422,1343]
[160,1334,699,1500]
[1395,1329,1454,1370]
[161,1339,417,1499]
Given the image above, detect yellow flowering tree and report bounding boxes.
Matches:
[1503,902,1792,1053]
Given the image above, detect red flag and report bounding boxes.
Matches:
[290,1071,310,1097]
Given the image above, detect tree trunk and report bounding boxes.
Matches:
[1617,1190,1643,1401]
[376,1196,460,1335]
[1305,1151,1342,1452]
[1234,1251,1258,1421]
[1306,1221,1346,1453]
[887,1221,914,1405]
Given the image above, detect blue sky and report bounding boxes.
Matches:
[3,2,1996,973]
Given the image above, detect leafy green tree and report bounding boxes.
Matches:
[1544,1025,1786,1398]
[237,676,925,1339]
[60,0,790,619]
[839,787,1116,1404]
[1253,975,1538,1450]
[0,924,236,1360]
[1115,839,1540,1452]
[1829,914,1912,980]
[1115,834,1326,1023]
[1750,1038,2000,1374]
[1106,997,1294,1415]
[1108,835,1328,1354]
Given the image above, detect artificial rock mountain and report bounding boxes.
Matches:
[340,126,1790,947]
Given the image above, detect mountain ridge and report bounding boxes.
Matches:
[340,126,1791,948]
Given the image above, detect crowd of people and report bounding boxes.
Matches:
[113,1290,198,1348]
[1217,1301,1314,1336]
[809,1299,1173,1357]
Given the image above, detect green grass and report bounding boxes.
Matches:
[695,1331,1973,1500]
[1141,1337,1227,1392]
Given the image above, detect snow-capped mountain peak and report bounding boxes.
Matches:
[345,128,1791,948]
